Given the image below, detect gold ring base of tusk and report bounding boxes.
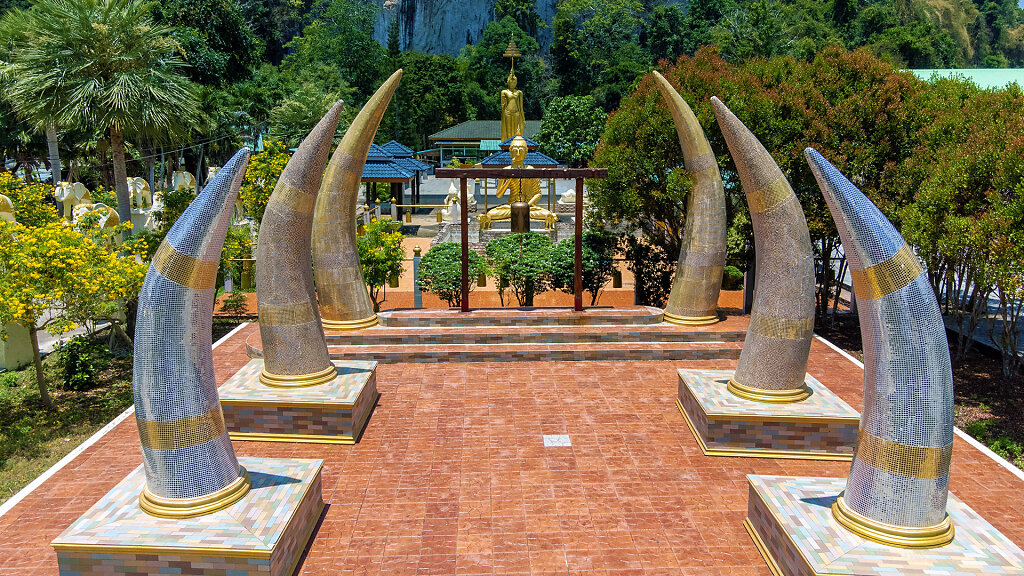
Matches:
[832,494,954,549]
[259,364,338,388]
[139,468,251,519]
[663,312,721,326]
[727,378,811,403]
[322,315,379,330]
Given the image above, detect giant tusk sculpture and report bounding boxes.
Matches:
[652,72,726,326]
[132,147,252,518]
[738,151,1023,576]
[219,101,380,445]
[805,148,955,548]
[54,147,329,576]
[256,101,344,387]
[711,97,816,403]
[674,98,859,461]
[313,70,403,330]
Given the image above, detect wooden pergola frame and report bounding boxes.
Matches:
[434,167,608,312]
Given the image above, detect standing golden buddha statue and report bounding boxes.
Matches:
[500,72,525,141]
[478,136,557,230]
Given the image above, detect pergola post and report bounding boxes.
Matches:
[460,177,470,312]
[574,178,584,312]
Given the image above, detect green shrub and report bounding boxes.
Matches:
[485,233,554,306]
[419,242,488,308]
[57,336,110,392]
[618,236,674,307]
[549,227,617,305]
[722,265,744,290]
[220,291,250,319]
[990,436,1024,464]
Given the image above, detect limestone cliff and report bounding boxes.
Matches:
[372,0,558,56]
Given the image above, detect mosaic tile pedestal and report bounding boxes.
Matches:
[219,358,378,444]
[676,369,859,459]
[52,457,324,576]
[744,475,1024,576]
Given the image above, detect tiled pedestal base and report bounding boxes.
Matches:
[219,359,378,444]
[744,475,1024,576]
[676,369,859,460]
[52,457,324,576]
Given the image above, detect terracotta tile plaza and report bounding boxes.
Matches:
[2,319,1023,575]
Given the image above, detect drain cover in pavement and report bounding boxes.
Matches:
[543,435,571,447]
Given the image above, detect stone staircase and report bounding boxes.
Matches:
[322,308,746,364]
[247,307,747,364]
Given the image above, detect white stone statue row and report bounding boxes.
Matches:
[49,169,232,232]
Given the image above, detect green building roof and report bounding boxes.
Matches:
[910,69,1024,89]
[429,120,542,142]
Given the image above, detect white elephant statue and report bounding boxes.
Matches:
[127,177,152,209]
[445,180,476,212]
[72,202,120,229]
[171,170,196,192]
[558,187,576,204]
[0,194,15,222]
[53,181,92,218]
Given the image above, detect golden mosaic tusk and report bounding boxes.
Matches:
[256,100,345,387]
[313,70,403,330]
[652,72,727,326]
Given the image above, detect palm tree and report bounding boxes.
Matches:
[2,0,199,229]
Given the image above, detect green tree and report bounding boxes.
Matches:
[551,0,647,108]
[284,0,385,101]
[485,232,554,306]
[0,220,146,408]
[495,0,545,39]
[419,242,488,308]
[535,95,607,166]
[644,4,687,63]
[592,46,925,318]
[152,0,261,85]
[240,140,291,224]
[268,67,353,148]
[549,227,617,305]
[394,51,472,148]
[2,0,200,232]
[709,0,794,62]
[358,218,406,312]
[0,172,59,227]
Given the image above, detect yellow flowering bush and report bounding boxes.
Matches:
[0,219,147,407]
[0,172,59,227]
[357,219,405,312]
[239,141,291,224]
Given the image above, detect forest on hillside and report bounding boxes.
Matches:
[3,0,1024,185]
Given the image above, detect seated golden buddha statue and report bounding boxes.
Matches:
[478,136,558,231]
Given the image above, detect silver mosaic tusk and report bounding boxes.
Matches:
[132,147,252,517]
[256,101,345,387]
[805,147,955,548]
[711,97,816,402]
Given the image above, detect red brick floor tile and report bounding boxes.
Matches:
[2,324,1024,575]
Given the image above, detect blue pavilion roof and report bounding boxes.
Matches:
[362,161,413,180]
[393,157,430,172]
[480,150,558,166]
[381,140,415,157]
[500,136,539,149]
[366,143,394,161]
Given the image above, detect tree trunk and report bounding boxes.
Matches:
[110,124,132,233]
[27,325,55,410]
[45,125,61,185]
[195,144,205,190]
